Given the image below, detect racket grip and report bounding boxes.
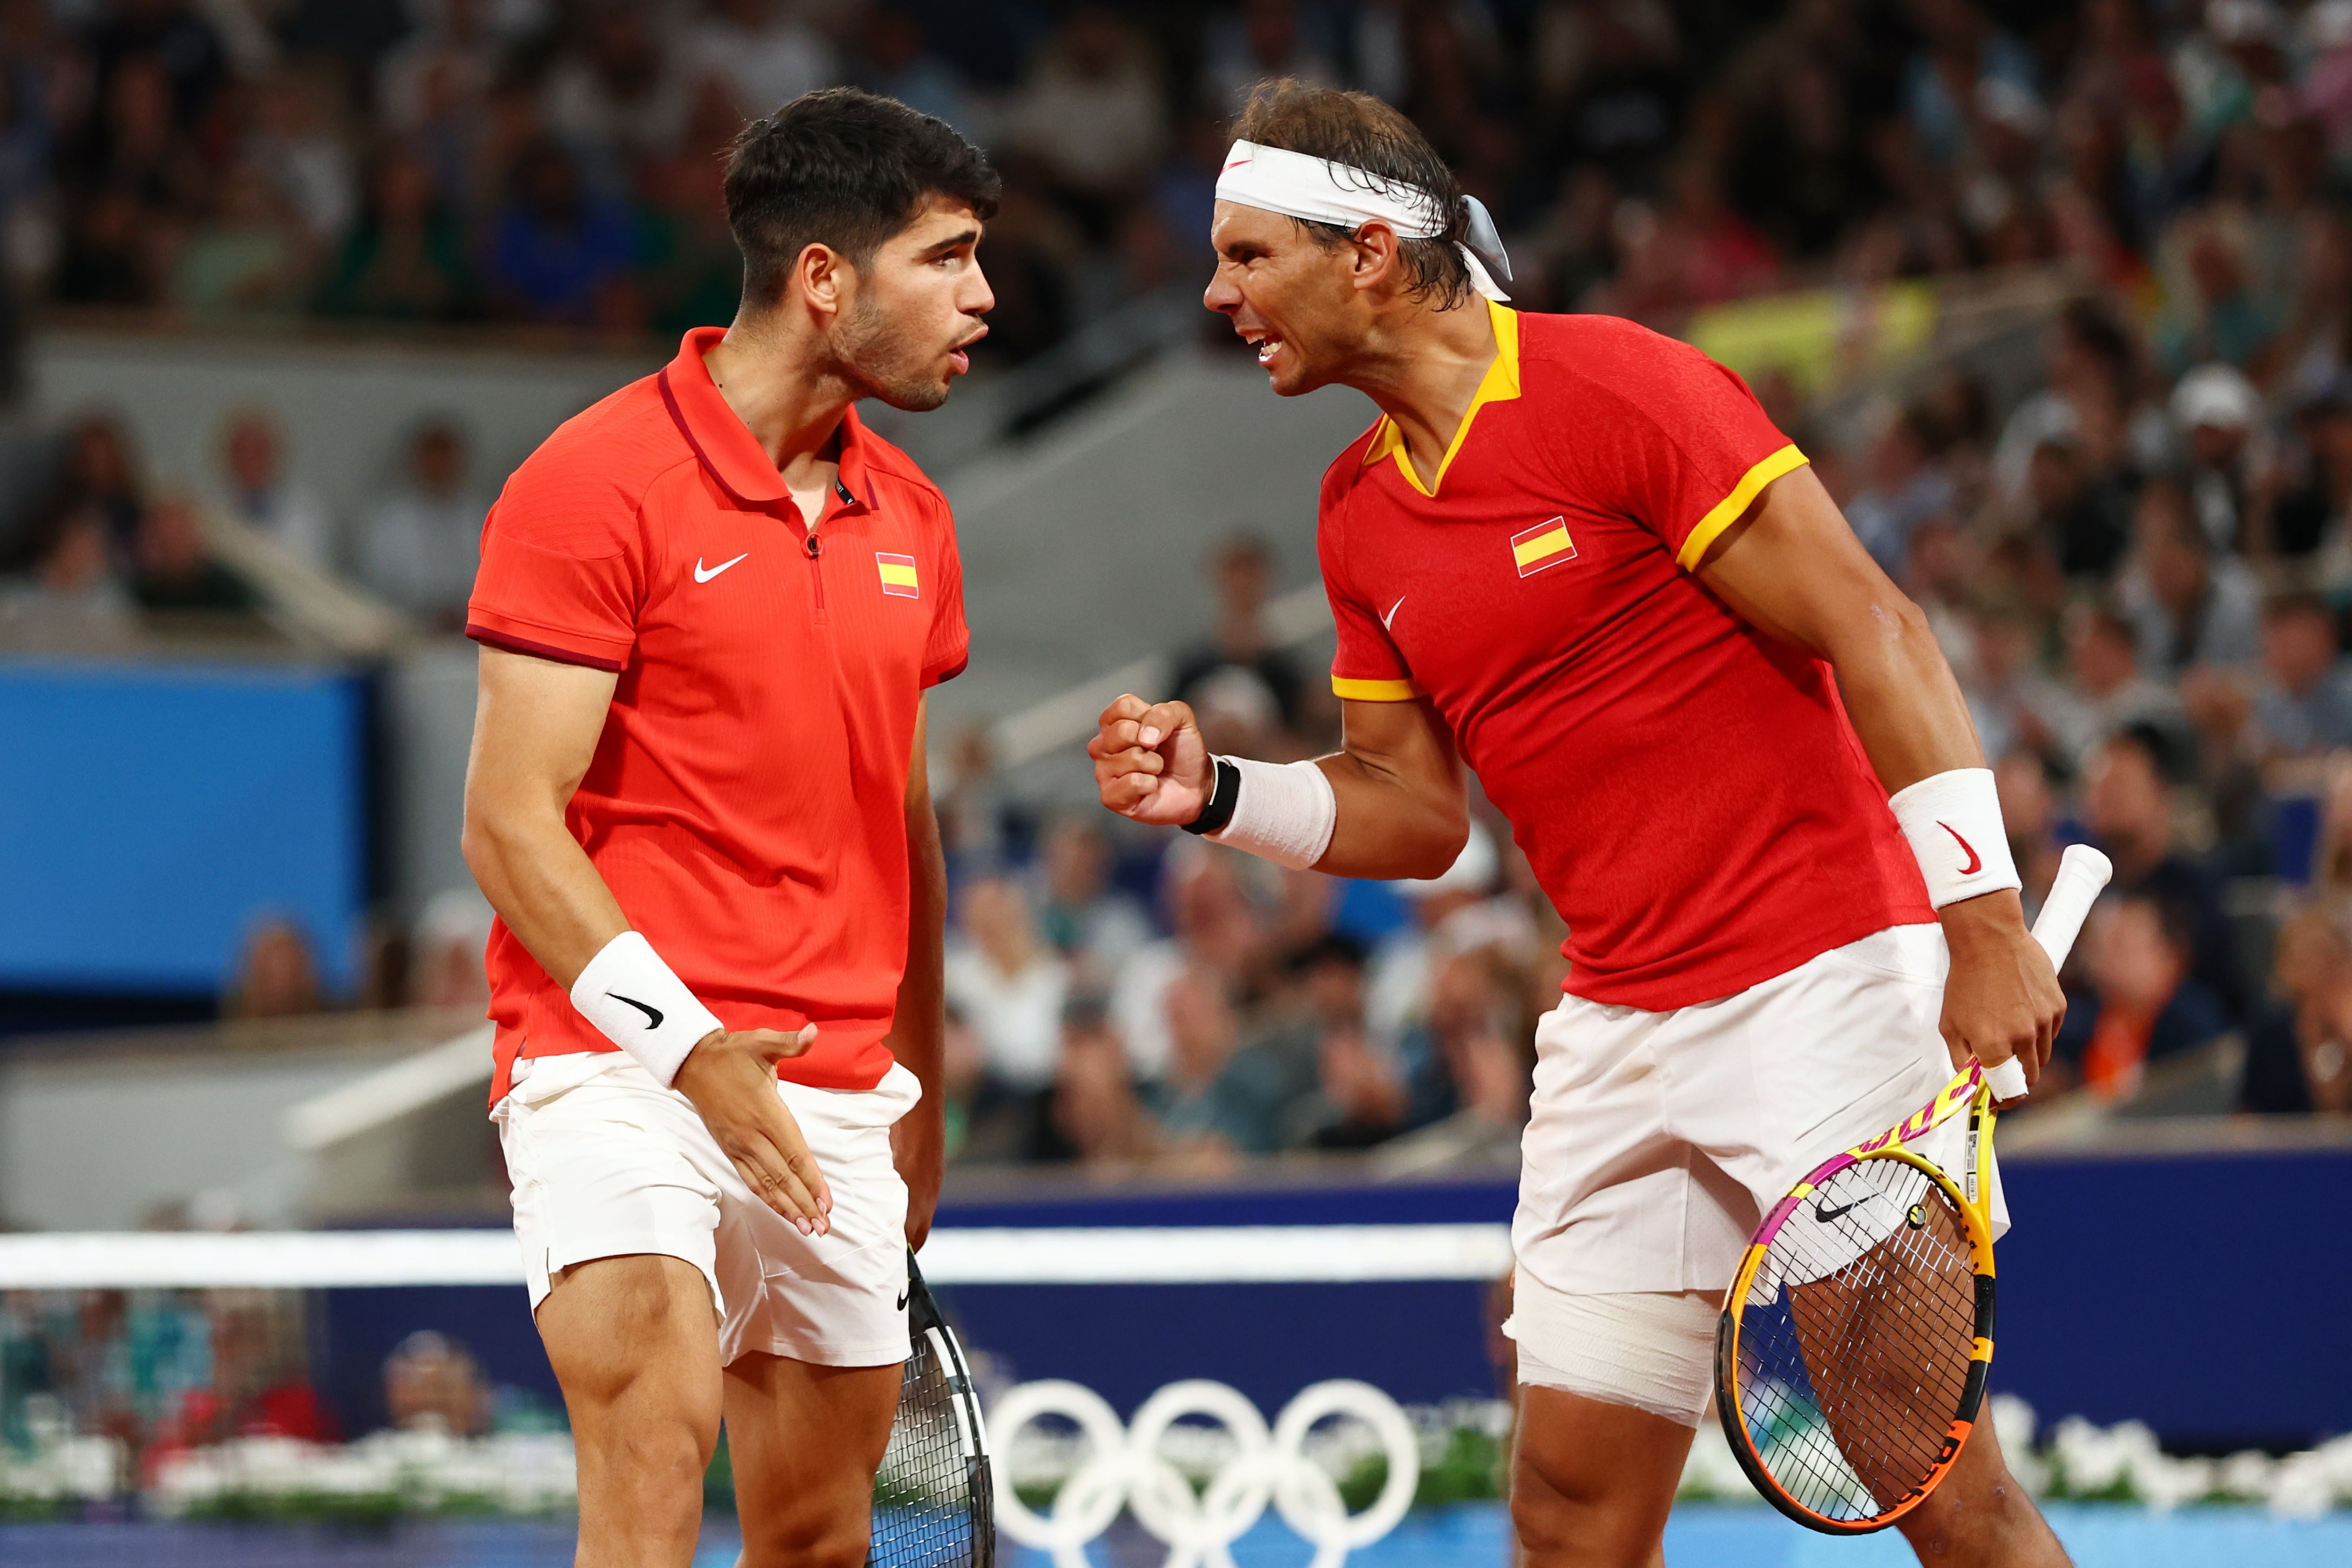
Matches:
[1981,846,2112,1103]
[2030,843,2113,970]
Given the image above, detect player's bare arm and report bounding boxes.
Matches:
[462,644,833,1232]
[1091,691,1466,879]
[1694,464,2065,1091]
[885,699,948,1249]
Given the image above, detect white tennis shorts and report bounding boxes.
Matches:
[495,1051,920,1369]
[1513,922,2010,1299]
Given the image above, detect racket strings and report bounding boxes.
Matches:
[868,1333,984,1567]
[1731,1158,1979,1523]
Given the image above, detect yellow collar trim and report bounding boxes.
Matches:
[1363,299,1521,498]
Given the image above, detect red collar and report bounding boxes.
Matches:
[657,327,875,513]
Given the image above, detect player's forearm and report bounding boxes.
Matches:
[1313,750,1469,881]
[461,796,628,989]
[1821,600,1986,796]
[883,790,948,1097]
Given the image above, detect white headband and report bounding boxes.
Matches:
[1215,139,1512,302]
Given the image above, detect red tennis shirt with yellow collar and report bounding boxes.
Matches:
[1321,302,1932,1009]
[467,327,969,1103]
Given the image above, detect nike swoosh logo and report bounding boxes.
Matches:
[1815,1199,1863,1222]
[896,1287,910,1311]
[1382,596,1407,630]
[608,992,664,1029]
[694,553,748,584]
[1224,158,1250,170]
[1937,821,1983,875]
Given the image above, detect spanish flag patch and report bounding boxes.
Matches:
[875,552,920,598]
[1510,517,1576,578]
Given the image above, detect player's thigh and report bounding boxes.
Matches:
[1512,1383,1688,1568]
[724,1351,903,1568]
[537,1254,726,1467]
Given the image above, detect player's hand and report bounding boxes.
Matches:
[673,1026,833,1234]
[1090,694,1212,826]
[893,1099,945,1250]
[1938,891,2065,1101]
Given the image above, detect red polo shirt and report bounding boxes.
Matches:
[1321,303,1931,1010]
[468,327,968,1103]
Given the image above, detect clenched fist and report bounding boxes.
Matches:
[1090,694,1213,826]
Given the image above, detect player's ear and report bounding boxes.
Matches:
[1348,221,1401,295]
[794,241,847,318]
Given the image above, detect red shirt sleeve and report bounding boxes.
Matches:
[922,501,969,687]
[466,458,645,672]
[1319,480,1420,701]
[1578,334,1807,571]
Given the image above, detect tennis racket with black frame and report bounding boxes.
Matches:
[1713,842,2111,1535]
[867,1251,995,1567]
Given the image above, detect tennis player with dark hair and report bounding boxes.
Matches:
[1092,82,2071,1567]
[462,89,992,1568]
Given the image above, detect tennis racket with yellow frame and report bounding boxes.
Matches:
[1713,843,2111,1534]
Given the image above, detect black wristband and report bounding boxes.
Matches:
[1181,757,1242,836]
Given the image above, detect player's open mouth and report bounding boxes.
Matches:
[1241,328,1284,367]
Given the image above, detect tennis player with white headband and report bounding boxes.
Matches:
[1092,82,2070,1568]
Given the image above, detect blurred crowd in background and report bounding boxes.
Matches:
[3,0,2352,1172]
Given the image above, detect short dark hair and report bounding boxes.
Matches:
[725,87,1000,306]
[1232,79,1473,308]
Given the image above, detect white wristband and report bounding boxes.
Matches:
[569,931,727,1086]
[1209,756,1338,870]
[1888,767,2022,909]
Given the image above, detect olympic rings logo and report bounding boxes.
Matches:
[989,1378,1421,1568]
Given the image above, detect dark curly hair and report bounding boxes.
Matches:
[725,87,1001,307]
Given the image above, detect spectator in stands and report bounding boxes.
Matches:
[224,916,325,1018]
[2121,477,2262,674]
[486,137,635,327]
[1002,5,1165,241]
[1031,815,1152,985]
[64,411,145,569]
[1994,748,2069,918]
[1365,821,1537,1047]
[1270,935,1408,1150]
[408,886,495,1010]
[2239,903,2352,1116]
[2064,600,2185,762]
[850,8,979,138]
[1113,843,1263,1082]
[2250,591,2352,758]
[1844,403,1953,579]
[171,156,316,321]
[2052,894,2232,1102]
[376,0,500,143]
[1150,965,1284,1161]
[353,417,488,624]
[944,877,1070,1100]
[1047,993,1159,1168]
[1202,0,1341,116]
[2083,723,2241,1017]
[0,503,133,648]
[1388,950,1533,1169]
[383,1330,490,1437]
[2267,380,2352,557]
[1170,532,1307,735]
[213,407,333,571]
[540,3,692,186]
[685,0,834,121]
[248,70,355,248]
[131,497,249,613]
[2025,432,2134,580]
[2171,363,2263,552]
[1965,604,2071,766]
[316,144,475,323]
[86,0,228,136]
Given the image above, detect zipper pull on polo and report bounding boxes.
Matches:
[805,531,822,559]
